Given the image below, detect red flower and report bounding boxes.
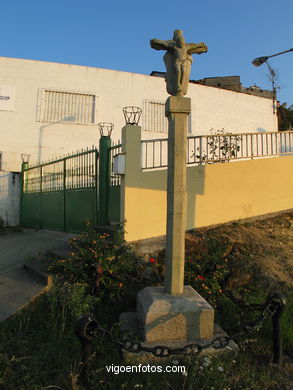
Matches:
[149,257,156,264]
[197,275,205,281]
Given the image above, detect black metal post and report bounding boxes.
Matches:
[270,293,286,364]
[75,314,98,384]
[79,339,93,383]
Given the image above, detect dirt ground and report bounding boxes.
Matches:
[134,211,293,289]
[185,212,293,289]
[185,212,293,388]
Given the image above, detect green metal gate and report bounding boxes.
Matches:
[21,147,99,232]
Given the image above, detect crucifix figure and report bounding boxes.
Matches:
[150,30,208,96]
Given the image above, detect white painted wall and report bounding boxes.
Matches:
[0,56,277,172]
[0,172,20,226]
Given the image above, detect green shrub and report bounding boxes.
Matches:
[49,224,142,303]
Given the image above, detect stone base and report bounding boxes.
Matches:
[137,286,214,342]
[119,312,238,364]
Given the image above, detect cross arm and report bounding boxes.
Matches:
[150,39,173,51]
[186,42,208,55]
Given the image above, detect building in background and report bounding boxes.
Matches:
[0,56,278,226]
[0,56,277,172]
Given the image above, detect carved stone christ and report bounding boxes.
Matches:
[150,30,208,96]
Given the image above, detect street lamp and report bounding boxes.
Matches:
[252,47,293,114]
[252,48,293,66]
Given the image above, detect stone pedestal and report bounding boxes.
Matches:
[119,312,238,364]
[137,286,214,342]
[119,286,238,364]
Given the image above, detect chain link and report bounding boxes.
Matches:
[222,288,266,311]
[76,294,281,358]
[219,276,267,311]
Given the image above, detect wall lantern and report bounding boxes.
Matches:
[20,153,31,164]
[123,106,142,126]
[98,122,114,137]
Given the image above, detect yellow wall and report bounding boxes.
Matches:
[189,156,293,229]
[121,126,293,241]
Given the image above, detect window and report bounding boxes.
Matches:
[37,89,97,124]
[143,100,168,133]
[142,99,193,133]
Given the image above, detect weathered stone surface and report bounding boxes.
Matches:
[137,286,214,342]
[119,312,238,364]
[165,95,191,115]
[150,30,208,96]
[165,96,190,295]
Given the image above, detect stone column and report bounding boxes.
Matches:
[165,96,191,296]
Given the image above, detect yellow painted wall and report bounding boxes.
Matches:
[122,138,293,241]
[189,156,293,229]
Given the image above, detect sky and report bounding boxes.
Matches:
[0,0,292,105]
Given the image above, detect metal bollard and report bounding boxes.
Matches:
[75,314,98,383]
[269,293,286,364]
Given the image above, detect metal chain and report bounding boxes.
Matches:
[77,297,278,358]
[219,276,267,311]
[229,300,277,340]
[221,288,266,311]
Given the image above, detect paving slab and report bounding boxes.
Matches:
[0,228,76,322]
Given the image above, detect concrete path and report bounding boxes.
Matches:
[0,228,75,322]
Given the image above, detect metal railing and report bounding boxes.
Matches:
[141,131,293,170]
[187,131,293,165]
[23,147,98,193]
[141,138,168,169]
[108,141,122,186]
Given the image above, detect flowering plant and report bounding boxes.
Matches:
[49,224,142,302]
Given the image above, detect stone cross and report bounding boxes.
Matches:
[150,31,207,295]
[119,33,213,347]
[150,30,208,96]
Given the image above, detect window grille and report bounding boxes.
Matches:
[38,89,96,124]
[143,100,168,133]
[142,99,192,133]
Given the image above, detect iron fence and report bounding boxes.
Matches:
[141,131,293,170]
[108,141,122,186]
[23,147,98,193]
[141,138,168,169]
[187,130,293,165]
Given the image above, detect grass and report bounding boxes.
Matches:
[0,213,292,389]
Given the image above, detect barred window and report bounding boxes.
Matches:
[142,100,168,133]
[37,89,96,124]
[142,99,192,133]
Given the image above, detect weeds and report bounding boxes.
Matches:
[0,217,292,389]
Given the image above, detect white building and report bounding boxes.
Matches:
[0,56,277,172]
